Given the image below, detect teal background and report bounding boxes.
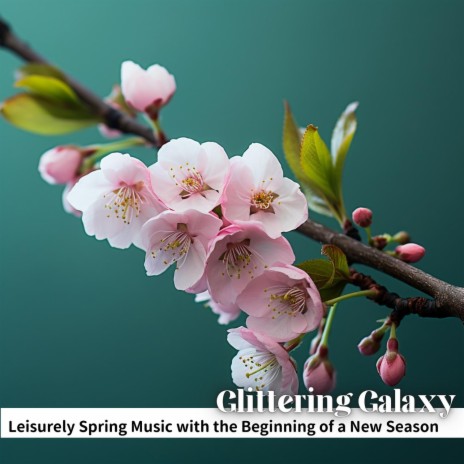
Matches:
[1,0,463,462]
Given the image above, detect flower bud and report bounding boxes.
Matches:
[392,231,410,245]
[358,335,381,356]
[309,318,325,355]
[395,243,425,263]
[352,207,372,228]
[303,346,336,394]
[358,324,388,356]
[38,146,82,185]
[376,338,406,386]
[371,235,388,250]
[121,61,176,114]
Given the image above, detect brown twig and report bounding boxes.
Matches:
[1,17,463,321]
[0,17,159,147]
[298,221,464,320]
[349,270,453,325]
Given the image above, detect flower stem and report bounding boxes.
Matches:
[320,303,338,348]
[323,289,378,307]
[151,118,168,146]
[389,322,397,340]
[365,226,372,245]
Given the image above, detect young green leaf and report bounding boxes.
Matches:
[16,63,66,81]
[283,102,309,184]
[319,280,348,302]
[297,259,336,289]
[296,254,348,301]
[302,185,334,218]
[1,93,100,135]
[331,102,358,195]
[322,244,350,278]
[283,104,334,218]
[300,125,337,203]
[15,75,80,104]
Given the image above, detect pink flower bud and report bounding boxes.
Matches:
[309,318,325,355]
[376,338,406,386]
[121,60,176,113]
[395,243,425,263]
[352,207,373,228]
[358,325,388,356]
[303,347,336,394]
[38,146,82,185]
[358,335,381,356]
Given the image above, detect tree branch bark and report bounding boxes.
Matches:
[297,221,464,320]
[1,17,463,321]
[0,17,159,146]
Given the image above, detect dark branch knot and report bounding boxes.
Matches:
[343,219,362,241]
[349,270,439,326]
[0,17,11,47]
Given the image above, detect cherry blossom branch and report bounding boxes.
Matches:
[2,17,463,321]
[297,221,464,321]
[350,270,441,325]
[0,17,160,147]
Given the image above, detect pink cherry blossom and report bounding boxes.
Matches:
[376,338,406,386]
[237,265,324,342]
[140,210,222,291]
[303,347,336,394]
[195,291,241,325]
[205,223,295,305]
[67,152,165,249]
[38,146,82,185]
[228,327,298,396]
[149,138,230,214]
[121,61,176,113]
[222,144,308,238]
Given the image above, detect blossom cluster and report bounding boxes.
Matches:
[35,60,414,397]
[64,130,326,395]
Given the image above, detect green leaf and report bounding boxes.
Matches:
[297,245,350,301]
[1,93,100,135]
[15,75,80,104]
[331,102,358,194]
[296,258,348,301]
[297,259,336,289]
[300,125,337,203]
[302,185,334,218]
[16,63,66,81]
[322,244,350,278]
[283,102,309,184]
[319,280,347,302]
[283,103,334,218]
